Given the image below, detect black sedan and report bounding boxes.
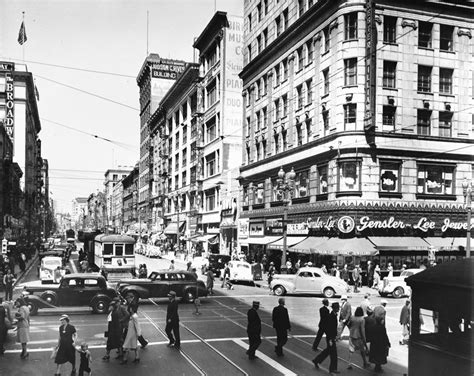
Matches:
[116,270,208,303]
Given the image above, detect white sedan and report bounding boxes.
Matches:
[221,260,254,282]
[40,256,65,284]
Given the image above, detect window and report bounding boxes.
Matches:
[382,105,396,127]
[296,123,304,146]
[322,109,329,129]
[206,80,217,107]
[205,189,216,211]
[383,61,397,88]
[247,45,252,62]
[439,111,453,137]
[344,104,357,125]
[323,68,329,95]
[383,16,397,43]
[306,40,314,64]
[246,89,251,106]
[274,99,280,119]
[261,76,267,96]
[440,25,454,51]
[256,142,261,161]
[255,183,265,204]
[323,26,330,53]
[262,28,268,49]
[318,165,328,194]
[275,16,282,37]
[257,35,262,54]
[306,79,313,104]
[297,85,303,109]
[263,0,268,15]
[246,117,250,136]
[305,118,312,140]
[344,58,357,86]
[256,111,261,130]
[205,153,216,177]
[283,59,288,81]
[294,170,309,198]
[439,68,453,94]
[282,130,287,151]
[417,109,431,135]
[282,94,288,117]
[255,80,260,100]
[417,164,453,195]
[418,22,433,48]
[257,2,262,22]
[262,139,267,158]
[274,133,280,154]
[248,14,252,32]
[275,65,280,86]
[417,65,432,92]
[206,118,217,142]
[338,160,360,192]
[283,8,288,31]
[298,0,305,17]
[344,12,358,40]
[380,161,400,192]
[262,106,267,127]
[298,46,304,71]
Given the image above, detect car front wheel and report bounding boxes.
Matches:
[184,290,196,303]
[27,301,38,316]
[392,287,404,298]
[323,287,335,298]
[40,292,57,305]
[273,285,286,296]
[92,298,109,314]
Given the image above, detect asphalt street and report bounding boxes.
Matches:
[2,251,410,376]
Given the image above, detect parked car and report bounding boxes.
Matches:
[270,267,348,298]
[22,273,118,315]
[39,256,65,284]
[116,270,208,303]
[379,268,423,298]
[208,254,231,277]
[220,260,254,282]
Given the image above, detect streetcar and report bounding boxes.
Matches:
[94,234,136,281]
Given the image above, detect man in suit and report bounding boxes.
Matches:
[165,290,180,350]
[337,295,352,340]
[247,301,262,360]
[312,298,330,351]
[313,302,340,375]
[272,298,291,356]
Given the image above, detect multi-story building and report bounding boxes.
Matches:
[0,62,44,241]
[71,197,88,231]
[136,54,187,232]
[103,168,131,231]
[111,179,124,233]
[148,11,243,256]
[238,0,473,271]
[122,165,139,234]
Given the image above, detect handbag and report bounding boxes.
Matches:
[138,335,148,348]
[50,346,58,360]
[104,331,108,338]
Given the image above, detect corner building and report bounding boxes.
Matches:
[238,0,474,272]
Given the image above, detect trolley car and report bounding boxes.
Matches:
[94,234,136,281]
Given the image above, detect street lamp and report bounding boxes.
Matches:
[275,167,296,273]
[462,178,473,258]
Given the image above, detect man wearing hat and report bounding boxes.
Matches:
[246,301,261,360]
[165,291,180,350]
[313,302,340,374]
[374,299,387,325]
[337,295,352,340]
[399,299,410,345]
[312,298,330,351]
[272,298,291,357]
[267,262,275,294]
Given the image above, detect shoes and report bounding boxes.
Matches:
[174,345,181,350]
[21,352,29,359]
[102,355,110,361]
[132,358,140,363]
[312,359,320,369]
[248,355,258,360]
[312,346,319,352]
[330,371,340,375]
[167,342,175,348]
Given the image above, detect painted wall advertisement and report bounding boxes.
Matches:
[1,68,15,143]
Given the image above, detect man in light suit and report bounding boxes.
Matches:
[337,295,352,340]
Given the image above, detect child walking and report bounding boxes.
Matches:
[77,342,92,376]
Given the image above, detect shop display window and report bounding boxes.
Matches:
[317,165,328,194]
[338,160,361,192]
[380,161,400,192]
[417,164,454,195]
[294,170,309,198]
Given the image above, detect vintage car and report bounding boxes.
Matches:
[379,268,423,298]
[22,273,118,315]
[208,254,231,277]
[39,256,65,284]
[270,267,348,298]
[220,260,254,282]
[116,270,208,303]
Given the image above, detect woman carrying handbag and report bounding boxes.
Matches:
[347,307,369,369]
[121,305,141,364]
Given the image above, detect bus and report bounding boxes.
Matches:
[65,229,75,244]
[94,234,136,281]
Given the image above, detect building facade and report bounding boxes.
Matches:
[238,0,473,270]
[71,197,88,231]
[122,165,139,234]
[103,168,131,231]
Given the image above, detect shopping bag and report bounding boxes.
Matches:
[50,347,58,360]
[138,335,148,348]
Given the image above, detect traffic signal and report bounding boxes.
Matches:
[1,238,7,254]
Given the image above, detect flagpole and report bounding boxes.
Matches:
[22,11,25,62]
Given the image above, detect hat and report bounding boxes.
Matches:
[168,291,177,297]
[252,300,260,307]
[341,295,348,300]
[331,302,340,309]
[381,299,388,305]
[59,314,69,321]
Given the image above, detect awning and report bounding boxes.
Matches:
[316,237,378,255]
[288,237,329,254]
[267,237,308,250]
[240,236,282,246]
[164,222,186,235]
[368,236,430,251]
[191,234,218,243]
[423,237,466,251]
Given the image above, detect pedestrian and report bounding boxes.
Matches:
[54,314,76,376]
[272,298,291,357]
[80,259,89,273]
[369,316,391,373]
[15,297,30,360]
[3,269,15,301]
[221,262,230,288]
[312,298,330,351]
[54,266,63,284]
[352,265,362,293]
[165,290,180,350]
[330,263,337,277]
[399,299,410,345]
[340,264,350,287]
[19,252,26,273]
[0,297,6,355]
[373,299,387,325]
[246,301,261,360]
[100,267,108,281]
[367,261,374,287]
[313,302,340,375]
[337,295,352,340]
[295,259,301,271]
[206,269,215,295]
[191,268,198,280]
[125,292,148,349]
[372,264,381,289]
[186,261,192,272]
[138,264,147,278]
[267,262,275,294]
[76,342,92,376]
[121,305,141,364]
[285,259,292,273]
[347,307,369,369]
[401,264,407,272]
[321,264,328,274]
[168,260,175,270]
[102,297,129,361]
[387,262,394,278]
[360,294,371,316]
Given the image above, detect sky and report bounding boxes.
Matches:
[0,0,243,213]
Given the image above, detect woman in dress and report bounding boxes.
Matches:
[206,269,215,295]
[369,316,391,373]
[347,307,369,369]
[54,314,77,376]
[121,305,141,364]
[387,263,394,278]
[372,264,381,289]
[102,297,129,361]
[15,297,30,359]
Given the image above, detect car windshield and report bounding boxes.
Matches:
[401,270,413,277]
[44,260,61,266]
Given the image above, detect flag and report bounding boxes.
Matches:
[18,21,27,45]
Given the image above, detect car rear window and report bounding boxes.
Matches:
[84,279,99,286]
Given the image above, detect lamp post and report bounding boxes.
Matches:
[275,167,296,273]
[462,178,473,258]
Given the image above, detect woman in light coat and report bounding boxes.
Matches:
[121,305,141,364]
[15,297,30,359]
[347,307,369,369]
